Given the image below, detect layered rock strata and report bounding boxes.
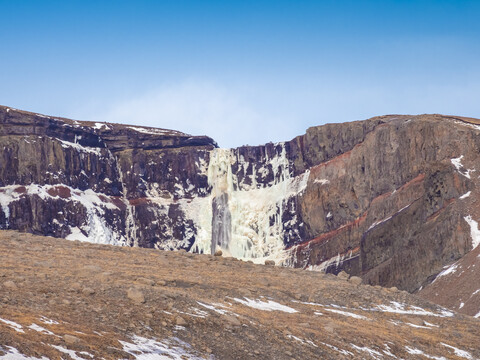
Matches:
[1,106,480,293]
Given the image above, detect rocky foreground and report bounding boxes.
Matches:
[1,231,479,359]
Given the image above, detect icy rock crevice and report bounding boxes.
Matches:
[189,144,310,263]
[0,183,126,246]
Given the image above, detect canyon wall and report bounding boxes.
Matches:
[1,106,480,292]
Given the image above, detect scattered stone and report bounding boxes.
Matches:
[238,288,252,297]
[3,280,17,290]
[214,249,223,257]
[156,280,167,286]
[135,278,155,286]
[406,317,425,326]
[337,271,349,280]
[388,286,398,292]
[83,265,102,272]
[99,272,112,279]
[127,288,145,304]
[82,287,95,296]
[349,276,363,285]
[63,334,81,345]
[69,282,82,292]
[223,315,241,327]
[323,324,336,334]
[175,316,187,326]
[264,260,275,266]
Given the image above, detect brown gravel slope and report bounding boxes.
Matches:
[0,230,479,359]
[419,244,480,318]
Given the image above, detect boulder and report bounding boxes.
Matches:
[127,288,145,304]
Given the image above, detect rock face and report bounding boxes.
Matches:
[0,106,216,250]
[2,105,480,295]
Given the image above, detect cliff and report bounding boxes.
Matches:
[1,105,480,298]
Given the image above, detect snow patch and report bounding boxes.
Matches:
[187,307,209,318]
[66,226,90,242]
[127,126,183,136]
[92,122,110,130]
[464,216,480,250]
[0,318,24,333]
[441,343,473,359]
[405,322,430,329]
[0,191,11,227]
[460,191,471,199]
[120,335,203,359]
[368,203,412,231]
[0,346,48,360]
[197,302,230,315]
[39,316,59,325]
[451,156,475,179]
[433,263,459,282]
[374,302,454,317]
[351,344,384,359]
[382,343,397,358]
[50,345,94,360]
[320,342,354,356]
[405,346,447,360]
[57,138,102,155]
[28,323,55,336]
[233,297,298,313]
[313,178,329,185]
[323,308,369,320]
[287,335,318,347]
[308,251,358,272]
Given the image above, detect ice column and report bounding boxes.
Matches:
[208,149,234,254]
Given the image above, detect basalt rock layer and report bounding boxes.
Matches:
[1,105,480,296]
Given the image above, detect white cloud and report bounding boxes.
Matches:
[97,80,290,148]
[90,77,480,149]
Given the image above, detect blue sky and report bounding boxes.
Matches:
[1,1,479,147]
